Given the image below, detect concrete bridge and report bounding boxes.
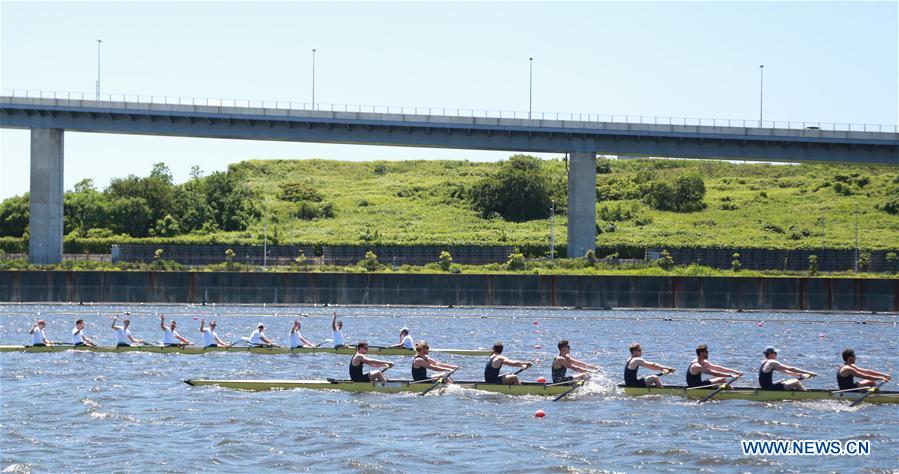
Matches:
[1,94,897,264]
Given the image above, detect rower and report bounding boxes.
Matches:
[624,343,676,388]
[200,319,228,348]
[248,323,278,347]
[412,341,459,382]
[349,341,393,382]
[289,320,314,349]
[552,340,598,383]
[331,311,345,348]
[29,320,52,346]
[758,346,817,391]
[686,344,742,388]
[484,342,532,385]
[389,327,414,350]
[160,315,191,346]
[111,316,144,347]
[72,319,97,347]
[838,348,891,390]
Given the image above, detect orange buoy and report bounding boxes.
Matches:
[536,377,546,383]
[534,409,545,418]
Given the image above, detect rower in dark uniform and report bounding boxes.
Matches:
[624,343,675,388]
[349,341,393,382]
[411,341,458,382]
[484,342,531,385]
[837,348,891,390]
[758,346,816,391]
[686,344,742,388]
[551,340,597,383]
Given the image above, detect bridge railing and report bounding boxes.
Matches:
[2,88,896,134]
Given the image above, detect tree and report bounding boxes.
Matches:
[64,187,110,235]
[470,155,553,222]
[152,214,180,237]
[886,252,898,273]
[108,197,153,237]
[204,171,259,231]
[150,162,174,184]
[0,194,29,237]
[189,165,204,181]
[644,174,706,212]
[106,172,175,225]
[171,187,214,233]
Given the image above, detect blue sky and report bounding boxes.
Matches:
[1,1,896,199]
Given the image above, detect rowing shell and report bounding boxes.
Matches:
[184,379,575,395]
[619,385,899,405]
[0,345,490,356]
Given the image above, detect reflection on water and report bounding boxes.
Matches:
[1,304,897,472]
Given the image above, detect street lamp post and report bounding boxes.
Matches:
[550,200,555,261]
[758,64,764,126]
[96,39,103,100]
[312,48,317,110]
[528,57,533,119]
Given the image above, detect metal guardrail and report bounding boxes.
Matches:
[2,88,896,133]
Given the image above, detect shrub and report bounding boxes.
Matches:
[858,250,870,272]
[731,253,741,272]
[359,251,381,272]
[506,251,526,271]
[584,249,597,265]
[438,250,453,271]
[225,248,235,262]
[656,249,674,271]
[279,182,323,202]
[808,254,818,275]
[886,252,898,273]
[296,201,335,220]
[373,163,388,175]
[294,250,308,269]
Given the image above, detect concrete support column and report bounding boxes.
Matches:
[567,151,597,258]
[29,128,64,264]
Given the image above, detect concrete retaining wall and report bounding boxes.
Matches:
[1,271,897,311]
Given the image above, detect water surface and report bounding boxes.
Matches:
[2,304,897,472]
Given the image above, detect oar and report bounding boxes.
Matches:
[849,380,889,407]
[831,386,873,394]
[314,339,332,348]
[498,364,531,379]
[697,374,741,404]
[419,368,459,397]
[553,380,586,402]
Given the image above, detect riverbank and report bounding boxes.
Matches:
[2,271,896,312]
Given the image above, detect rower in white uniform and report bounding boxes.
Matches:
[111,316,144,347]
[289,321,314,349]
[29,320,52,346]
[200,319,228,348]
[248,323,279,347]
[331,311,345,348]
[389,327,414,350]
[160,315,191,346]
[72,319,97,347]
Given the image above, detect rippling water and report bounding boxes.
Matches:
[1,304,897,472]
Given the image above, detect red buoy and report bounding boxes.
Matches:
[534,409,545,418]
[536,377,546,383]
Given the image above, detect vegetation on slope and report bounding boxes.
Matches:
[1,156,897,254]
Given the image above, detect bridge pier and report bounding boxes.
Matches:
[29,128,64,264]
[567,151,597,258]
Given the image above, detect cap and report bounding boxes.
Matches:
[257,322,265,328]
[764,346,778,354]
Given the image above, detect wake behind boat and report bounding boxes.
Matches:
[184,378,577,395]
[0,344,490,356]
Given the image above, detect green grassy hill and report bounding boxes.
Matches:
[232,157,899,252]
